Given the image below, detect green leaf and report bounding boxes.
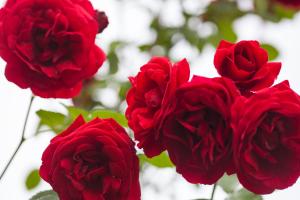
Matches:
[36,110,67,133]
[218,174,239,193]
[254,0,269,15]
[261,43,279,60]
[181,25,205,52]
[254,0,296,22]
[139,44,152,52]
[66,106,128,126]
[150,17,178,52]
[118,81,131,100]
[273,4,296,19]
[107,41,124,74]
[191,199,209,200]
[217,20,237,42]
[203,1,243,44]
[90,110,128,127]
[107,51,119,74]
[36,106,128,136]
[72,79,107,110]
[254,0,280,22]
[25,169,41,190]
[227,188,263,200]
[30,190,59,200]
[204,1,244,22]
[139,152,174,168]
[66,106,89,121]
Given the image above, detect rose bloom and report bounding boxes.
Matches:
[40,116,140,200]
[0,0,108,98]
[214,40,281,94]
[275,0,300,7]
[231,81,300,194]
[162,76,240,184]
[126,57,190,157]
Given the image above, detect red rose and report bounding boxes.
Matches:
[126,57,190,157]
[275,0,300,7]
[231,81,300,194]
[40,116,140,200]
[162,76,240,184]
[214,40,281,93]
[0,0,107,98]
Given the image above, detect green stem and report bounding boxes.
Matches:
[0,95,35,181]
[210,183,217,200]
[192,183,217,200]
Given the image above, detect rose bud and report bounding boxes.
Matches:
[40,116,141,200]
[162,76,240,184]
[231,81,300,194]
[0,0,108,98]
[126,57,190,157]
[214,40,281,94]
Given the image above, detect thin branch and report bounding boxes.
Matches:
[210,183,217,200]
[0,95,35,181]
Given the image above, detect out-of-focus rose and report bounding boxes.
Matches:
[40,116,140,200]
[214,40,281,93]
[275,0,300,8]
[162,76,240,184]
[231,81,300,194]
[126,57,190,157]
[0,0,107,98]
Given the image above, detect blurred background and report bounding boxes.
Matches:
[0,0,300,199]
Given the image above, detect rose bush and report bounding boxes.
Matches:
[0,0,107,98]
[214,40,281,94]
[231,81,300,194]
[162,76,240,184]
[40,116,140,200]
[126,57,190,157]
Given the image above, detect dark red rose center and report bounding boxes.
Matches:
[16,8,83,70]
[247,113,289,168]
[176,107,229,166]
[235,47,257,72]
[144,88,163,108]
[74,149,123,195]
[32,10,73,65]
[72,150,109,186]
[255,113,286,151]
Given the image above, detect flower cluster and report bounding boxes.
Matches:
[126,40,300,194]
[0,0,299,198]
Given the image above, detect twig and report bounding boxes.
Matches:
[0,95,35,181]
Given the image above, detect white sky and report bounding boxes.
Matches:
[0,0,299,199]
